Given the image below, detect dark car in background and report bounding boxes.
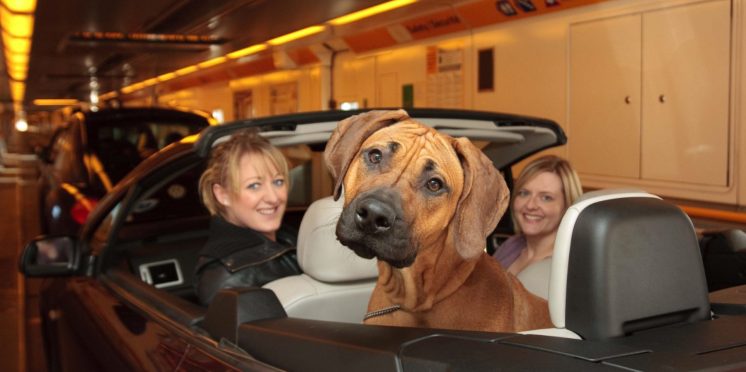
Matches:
[18,109,746,371]
[36,107,214,235]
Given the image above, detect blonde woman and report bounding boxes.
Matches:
[493,155,582,275]
[194,129,301,305]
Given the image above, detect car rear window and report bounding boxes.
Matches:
[88,114,208,184]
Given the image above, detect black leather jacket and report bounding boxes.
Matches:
[194,216,302,305]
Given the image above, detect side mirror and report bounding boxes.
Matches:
[18,236,81,277]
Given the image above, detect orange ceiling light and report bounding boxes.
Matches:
[197,56,227,69]
[0,6,32,37]
[7,64,26,80]
[32,98,78,106]
[2,30,29,53]
[99,91,117,100]
[226,43,266,59]
[10,80,23,101]
[174,65,199,76]
[0,0,35,109]
[267,25,325,46]
[329,0,416,25]
[2,0,35,13]
[156,72,177,82]
[141,77,159,87]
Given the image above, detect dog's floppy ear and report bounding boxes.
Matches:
[324,109,410,200]
[450,137,510,259]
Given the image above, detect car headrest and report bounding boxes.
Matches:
[549,189,710,340]
[297,196,379,283]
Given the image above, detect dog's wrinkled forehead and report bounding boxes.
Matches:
[348,120,464,194]
[362,121,458,164]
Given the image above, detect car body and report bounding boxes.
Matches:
[19,109,746,371]
[36,107,214,236]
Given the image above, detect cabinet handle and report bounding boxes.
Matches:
[659,94,666,103]
[625,96,631,104]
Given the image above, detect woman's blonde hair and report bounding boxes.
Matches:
[511,155,582,235]
[199,129,289,217]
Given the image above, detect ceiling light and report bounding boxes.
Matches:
[121,81,146,94]
[1,0,37,13]
[33,98,78,106]
[99,91,117,100]
[267,25,325,46]
[157,72,177,82]
[14,115,27,132]
[7,65,26,80]
[197,56,227,69]
[174,65,198,76]
[2,32,29,53]
[10,80,24,101]
[141,77,158,87]
[329,0,416,26]
[6,51,27,65]
[227,44,266,59]
[0,7,33,38]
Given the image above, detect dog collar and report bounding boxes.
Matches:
[364,305,401,321]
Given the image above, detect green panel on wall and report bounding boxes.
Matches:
[402,84,414,108]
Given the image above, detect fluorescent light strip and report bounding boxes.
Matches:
[329,0,416,26]
[174,65,198,76]
[267,25,325,46]
[226,44,266,59]
[33,98,78,106]
[197,56,227,68]
[1,0,37,13]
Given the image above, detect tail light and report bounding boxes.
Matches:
[70,197,98,225]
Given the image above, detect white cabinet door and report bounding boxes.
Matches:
[569,14,642,178]
[641,0,731,186]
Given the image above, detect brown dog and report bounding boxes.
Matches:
[324,109,552,332]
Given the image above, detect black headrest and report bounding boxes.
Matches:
[564,195,710,340]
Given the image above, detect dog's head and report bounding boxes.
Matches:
[324,110,509,268]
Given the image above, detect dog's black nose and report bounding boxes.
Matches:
[355,198,395,234]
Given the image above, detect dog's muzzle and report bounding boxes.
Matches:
[336,188,416,268]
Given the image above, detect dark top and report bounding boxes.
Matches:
[194,216,302,305]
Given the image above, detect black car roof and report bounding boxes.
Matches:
[77,107,213,125]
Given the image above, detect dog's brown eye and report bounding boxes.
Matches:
[426,178,443,192]
[368,149,383,164]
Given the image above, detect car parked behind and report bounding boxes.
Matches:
[36,107,214,235]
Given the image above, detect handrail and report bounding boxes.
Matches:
[679,205,746,225]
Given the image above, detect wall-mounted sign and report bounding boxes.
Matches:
[426,46,464,108]
[401,9,467,40]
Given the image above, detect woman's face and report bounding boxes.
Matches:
[512,171,566,239]
[214,152,287,240]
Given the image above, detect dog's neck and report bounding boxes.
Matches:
[376,244,480,312]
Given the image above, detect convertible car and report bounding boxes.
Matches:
[19,109,746,371]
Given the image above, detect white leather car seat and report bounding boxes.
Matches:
[516,257,551,300]
[263,196,379,323]
[523,189,711,340]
